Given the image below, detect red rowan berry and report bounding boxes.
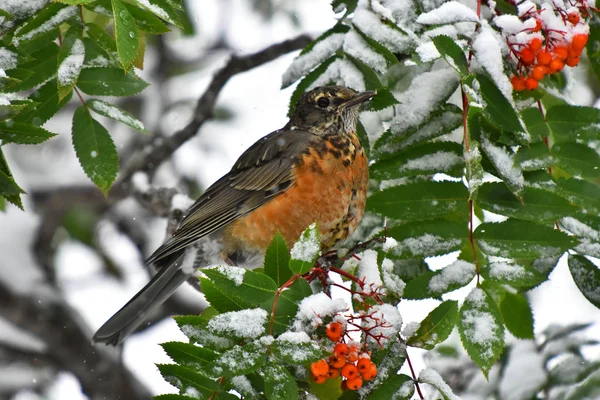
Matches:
[357,358,372,372]
[520,48,535,65]
[567,12,580,25]
[361,364,378,381]
[346,377,363,390]
[529,37,542,52]
[566,56,580,67]
[329,354,346,369]
[313,374,327,384]
[537,50,552,65]
[326,322,343,342]
[531,65,547,81]
[341,363,359,379]
[525,77,539,90]
[533,19,543,32]
[311,359,329,377]
[327,368,340,379]
[549,59,564,73]
[553,46,569,61]
[572,33,588,51]
[333,343,349,358]
[511,75,526,91]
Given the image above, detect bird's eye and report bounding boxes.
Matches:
[317,97,330,108]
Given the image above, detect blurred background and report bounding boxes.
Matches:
[1,0,600,399]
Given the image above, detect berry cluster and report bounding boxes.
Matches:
[503,0,593,91]
[310,323,378,391]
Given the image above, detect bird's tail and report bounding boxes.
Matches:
[93,251,190,346]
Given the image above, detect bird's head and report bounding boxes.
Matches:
[288,86,375,135]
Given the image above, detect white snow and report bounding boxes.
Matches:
[14,6,78,44]
[135,0,174,24]
[382,258,405,297]
[473,27,513,101]
[488,262,534,282]
[383,237,398,252]
[281,33,345,87]
[560,217,599,240]
[429,260,476,293]
[0,47,17,70]
[275,331,322,362]
[343,30,387,73]
[207,308,267,339]
[402,321,420,338]
[357,249,383,293]
[131,171,150,192]
[461,288,501,362]
[481,136,524,192]
[171,193,194,212]
[293,292,347,330]
[400,150,463,173]
[277,330,311,344]
[364,303,402,346]
[419,368,461,400]
[231,375,257,397]
[308,58,366,92]
[397,233,462,257]
[416,1,479,25]
[206,265,246,286]
[415,41,440,63]
[57,38,85,87]
[353,7,412,52]
[290,223,320,262]
[390,68,460,135]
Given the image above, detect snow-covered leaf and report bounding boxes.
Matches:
[273,331,326,364]
[8,44,59,92]
[157,364,219,396]
[480,261,545,288]
[419,368,460,400]
[416,1,479,25]
[368,181,469,221]
[203,267,277,306]
[57,34,85,101]
[370,141,463,179]
[458,288,504,377]
[476,74,524,134]
[475,219,573,259]
[385,220,468,259]
[500,291,534,339]
[289,223,320,274]
[87,99,149,133]
[404,260,476,299]
[175,315,235,351]
[261,361,298,400]
[515,142,553,171]
[407,300,459,349]
[465,140,483,196]
[431,35,468,76]
[568,255,600,309]
[369,374,414,400]
[13,3,77,44]
[0,121,56,144]
[556,178,600,214]
[480,136,524,195]
[161,341,219,377]
[133,0,187,28]
[546,105,600,142]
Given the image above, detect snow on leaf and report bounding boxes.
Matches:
[343,30,387,73]
[419,368,461,400]
[358,249,383,293]
[205,265,246,286]
[308,58,366,92]
[282,33,345,88]
[290,222,320,262]
[473,27,513,102]
[0,47,17,70]
[382,258,406,297]
[481,136,524,193]
[58,38,85,86]
[428,260,476,293]
[14,6,77,44]
[416,1,479,25]
[352,7,412,53]
[293,293,347,331]
[207,308,267,340]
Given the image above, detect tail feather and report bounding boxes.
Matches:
[93,251,191,345]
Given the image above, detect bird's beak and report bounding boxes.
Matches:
[342,90,376,108]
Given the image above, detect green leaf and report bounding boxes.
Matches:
[124,1,170,34]
[515,142,553,171]
[477,182,575,222]
[588,14,600,83]
[261,361,298,400]
[14,3,77,43]
[7,44,60,92]
[157,364,219,396]
[264,231,292,287]
[369,374,414,400]
[365,88,399,112]
[213,339,269,376]
[458,287,504,377]
[0,149,23,210]
[480,261,545,288]
[521,107,549,140]
[54,0,96,4]
[476,74,524,133]
[72,105,118,194]
[17,27,60,54]
[385,220,468,259]
[556,178,600,213]
[0,121,56,144]
[403,260,476,299]
[373,103,462,157]
[289,223,320,274]
[174,315,235,350]
[273,333,326,364]
[370,141,463,179]
[203,266,278,305]
[475,219,573,259]
[77,67,149,96]
[201,277,253,312]
[465,140,484,196]
[500,291,534,339]
[133,0,187,28]
[57,34,85,101]
[431,35,469,76]
[546,105,600,142]
[552,142,600,179]
[161,341,219,374]
[87,99,149,133]
[568,255,600,309]
[14,80,72,126]
[331,0,358,14]
[345,53,383,90]
[111,0,139,69]
[0,102,30,120]
[85,23,120,63]
[407,300,459,349]
[367,181,469,221]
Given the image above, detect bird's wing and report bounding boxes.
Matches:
[146,128,313,265]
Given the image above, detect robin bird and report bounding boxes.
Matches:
[93,86,374,345]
